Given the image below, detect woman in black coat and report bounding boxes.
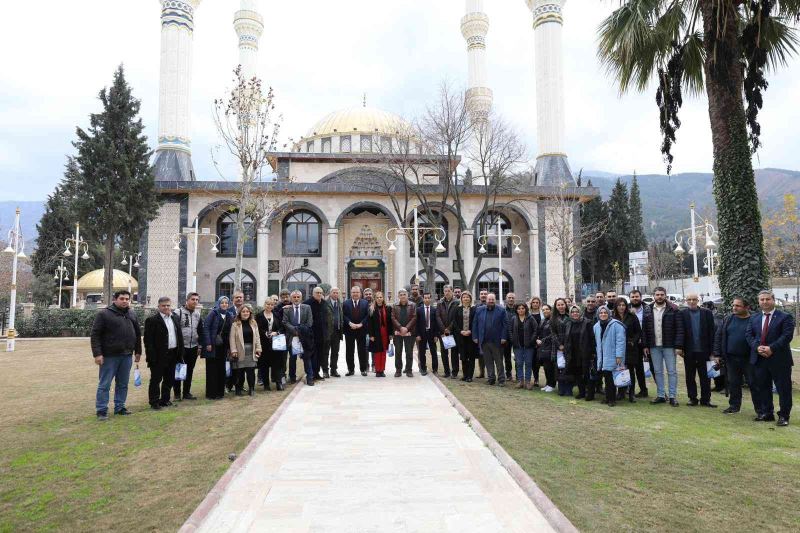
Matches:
[612,298,642,403]
[564,305,596,400]
[368,291,392,378]
[536,305,556,391]
[256,298,285,391]
[203,296,233,400]
[449,291,477,382]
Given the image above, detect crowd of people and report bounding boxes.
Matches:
[90,284,794,427]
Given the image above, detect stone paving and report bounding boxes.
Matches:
[192,361,555,532]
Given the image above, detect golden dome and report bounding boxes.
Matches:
[305,106,409,139]
[77,269,138,292]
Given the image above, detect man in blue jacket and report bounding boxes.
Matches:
[472,293,509,386]
[745,290,795,426]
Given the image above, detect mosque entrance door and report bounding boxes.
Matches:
[348,259,384,294]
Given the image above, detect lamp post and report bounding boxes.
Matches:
[477,221,522,303]
[63,223,90,308]
[173,217,220,295]
[673,202,717,282]
[120,251,141,295]
[3,207,27,351]
[385,207,446,290]
[53,259,69,308]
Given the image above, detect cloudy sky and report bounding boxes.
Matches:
[1,0,798,201]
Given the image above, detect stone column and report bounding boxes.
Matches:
[256,227,270,304]
[462,229,475,292]
[529,228,540,298]
[327,228,339,287]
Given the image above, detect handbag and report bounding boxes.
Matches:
[643,360,652,378]
[272,334,287,351]
[706,360,721,379]
[612,366,631,388]
[556,350,566,369]
[291,336,304,356]
[441,335,456,350]
[387,341,395,357]
[133,365,142,388]
[175,362,188,381]
[225,360,232,377]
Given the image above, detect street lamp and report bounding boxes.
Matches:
[477,221,522,303]
[673,202,717,282]
[63,223,90,308]
[173,217,220,294]
[120,250,142,295]
[3,207,26,351]
[385,207,446,289]
[53,259,69,308]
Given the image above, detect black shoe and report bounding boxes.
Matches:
[421,370,428,376]
[688,399,700,406]
[395,371,402,377]
[487,379,496,386]
[183,393,197,400]
[323,371,330,379]
[346,371,354,376]
[159,400,174,407]
[460,377,467,382]
[700,401,717,408]
[497,380,505,387]
[290,377,298,384]
[635,390,649,398]
[723,407,740,414]
[331,371,341,377]
[150,404,162,411]
[361,371,368,376]
[235,390,245,397]
[444,373,451,378]
[314,374,324,381]
[669,398,679,407]
[307,381,315,386]
[628,395,636,403]
[96,411,108,421]
[465,378,473,383]
[608,401,616,407]
[651,397,667,404]
[114,408,132,416]
[406,371,414,377]
[754,414,776,422]
[533,381,540,388]
[777,416,789,427]
[248,389,255,396]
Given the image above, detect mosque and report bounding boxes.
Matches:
[139,0,597,307]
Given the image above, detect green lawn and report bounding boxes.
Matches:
[445,370,800,532]
[0,340,295,532]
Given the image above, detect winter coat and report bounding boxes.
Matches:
[391,301,417,336]
[564,318,595,375]
[143,312,185,368]
[368,304,392,353]
[229,319,262,369]
[642,302,684,348]
[509,314,537,349]
[436,297,459,334]
[90,304,142,357]
[617,311,642,366]
[536,317,554,363]
[203,305,233,359]
[593,319,626,372]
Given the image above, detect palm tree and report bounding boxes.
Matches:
[597,1,799,305]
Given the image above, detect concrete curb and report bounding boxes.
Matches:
[429,374,579,533]
[178,380,305,532]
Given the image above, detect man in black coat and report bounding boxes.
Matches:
[343,286,370,376]
[305,287,328,382]
[416,292,441,376]
[678,294,717,407]
[713,297,757,414]
[436,285,458,378]
[144,296,185,409]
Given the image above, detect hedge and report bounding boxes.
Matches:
[16,307,156,338]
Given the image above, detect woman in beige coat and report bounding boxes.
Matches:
[229,305,262,396]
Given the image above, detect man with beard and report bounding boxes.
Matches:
[713,297,756,414]
[503,292,516,381]
[472,293,509,386]
[582,295,598,324]
[628,289,650,397]
[436,285,458,378]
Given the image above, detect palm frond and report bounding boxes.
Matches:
[682,31,706,94]
[758,15,800,71]
[775,0,800,21]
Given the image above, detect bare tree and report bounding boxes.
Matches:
[212,66,287,291]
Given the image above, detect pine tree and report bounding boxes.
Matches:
[32,181,75,280]
[628,173,647,252]
[606,179,631,279]
[67,66,160,304]
[580,179,611,286]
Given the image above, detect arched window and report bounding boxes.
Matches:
[474,211,512,258]
[410,211,449,258]
[217,211,256,257]
[413,269,449,300]
[216,269,256,303]
[285,269,321,299]
[283,210,322,257]
[476,269,514,298]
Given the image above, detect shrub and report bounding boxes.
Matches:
[16,307,156,338]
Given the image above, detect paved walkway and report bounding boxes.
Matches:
[191,361,555,533]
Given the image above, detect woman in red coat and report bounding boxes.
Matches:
[368,291,393,377]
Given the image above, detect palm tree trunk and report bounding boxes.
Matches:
[701,0,769,306]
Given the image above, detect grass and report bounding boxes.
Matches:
[444,366,800,532]
[0,339,295,532]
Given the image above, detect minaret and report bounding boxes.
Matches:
[525,0,574,185]
[154,0,201,182]
[234,0,264,80]
[461,0,493,121]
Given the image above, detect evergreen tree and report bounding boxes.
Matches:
[31,181,75,280]
[67,66,160,304]
[606,179,631,278]
[580,179,611,286]
[628,173,647,252]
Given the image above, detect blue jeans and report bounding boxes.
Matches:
[96,354,133,414]
[650,347,677,399]
[514,347,534,381]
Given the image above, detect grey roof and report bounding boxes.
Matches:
[153,149,195,181]
[533,155,575,186]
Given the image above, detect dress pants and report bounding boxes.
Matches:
[602,370,616,403]
[417,334,438,373]
[633,347,648,394]
[441,346,458,377]
[149,349,177,405]
[503,341,513,379]
[725,354,758,412]
[684,351,712,403]
[205,349,227,399]
[289,352,298,381]
[481,342,505,383]
[458,336,477,379]
[345,333,368,373]
[393,335,415,373]
[328,330,341,373]
[174,347,198,398]
[754,355,793,420]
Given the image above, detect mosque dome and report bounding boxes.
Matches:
[297,105,414,154]
[76,269,138,292]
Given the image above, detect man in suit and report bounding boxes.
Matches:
[326,287,344,377]
[416,292,440,376]
[746,290,795,426]
[343,286,370,376]
[304,287,328,382]
[144,296,185,409]
[391,289,417,378]
[472,293,509,386]
[282,290,314,384]
[436,285,458,378]
[678,293,717,407]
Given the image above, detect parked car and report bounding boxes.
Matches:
[642,295,655,305]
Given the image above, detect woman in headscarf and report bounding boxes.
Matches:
[450,291,477,382]
[535,304,556,391]
[229,304,262,396]
[368,291,392,377]
[256,298,285,391]
[564,305,595,399]
[612,298,642,403]
[593,305,626,406]
[510,302,537,389]
[203,296,234,400]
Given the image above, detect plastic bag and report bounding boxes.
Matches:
[613,367,631,388]
[643,360,652,378]
[272,334,286,351]
[225,360,232,377]
[387,341,395,357]
[133,364,142,388]
[175,362,187,381]
[291,336,304,356]
[556,350,566,369]
[441,335,456,350]
[706,360,721,379]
